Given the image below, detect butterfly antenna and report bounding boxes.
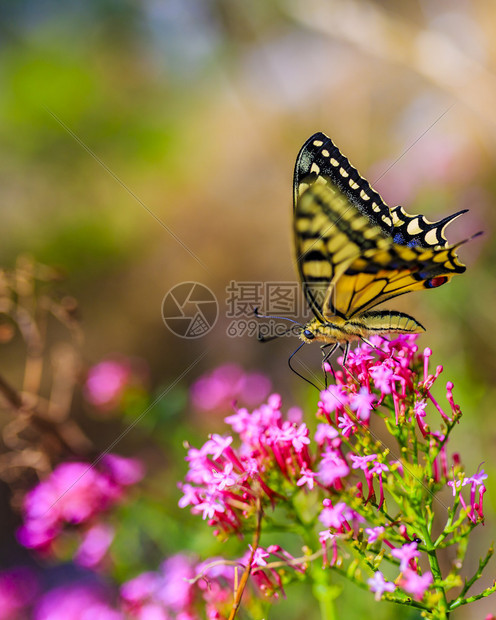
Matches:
[253,308,302,325]
[254,308,303,343]
[258,324,297,343]
[288,342,321,391]
[454,230,483,247]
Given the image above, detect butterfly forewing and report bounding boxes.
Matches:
[294,132,469,251]
[294,178,467,322]
[293,132,394,233]
[294,180,389,320]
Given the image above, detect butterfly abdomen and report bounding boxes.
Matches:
[300,310,424,345]
[350,310,425,335]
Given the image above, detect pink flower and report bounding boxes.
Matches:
[297,465,317,490]
[102,454,145,486]
[287,406,303,424]
[318,448,350,486]
[287,423,311,452]
[75,523,114,567]
[319,385,349,414]
[349,388,375,422]
[319,502,348,530]
[207,434,233,460]
[34,584,122,620]
[368,571,395,601]
[121,554,196,617]
[211,463,236,490]
[85,360,131,408]
[337,413,356,437]
[365,526,385,544]
[349,454,377,471]
[190,364,271,412]
[370,364,394,394]
[371,462,389,476]
[391,542,420,572]
[447,478,463,497]
[121,572,162,606]
[156,555,195,611]
[250,546,270,567]
[18,455,143,551]
[314,423,339,446]
[400,569,433,601]
[0,567,38,619]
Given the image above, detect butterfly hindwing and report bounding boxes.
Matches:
[390,205,468,249]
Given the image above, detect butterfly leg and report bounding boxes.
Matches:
[288,343,321,391]
[321,342,339,388]
[360,337,375,349]
[341,341,350,367]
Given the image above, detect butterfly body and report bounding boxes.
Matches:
[299,311,424,346]
[293,132,476,351]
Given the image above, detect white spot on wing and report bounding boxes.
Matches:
[360,190,370,200]
[339,167,349,177]
[407,218,422,236]
[310,162,320,174]
[424,228,440,246]
[313,140,324,147]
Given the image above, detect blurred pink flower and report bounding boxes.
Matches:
[121,554,196,618]
[18,455,144,552]
[85,360,131,408]
[34,584,122,620]
[156,555,195,611]
[368,571,395,601]
[75,524,115,568]
[101,454,145,486]
[0,567,38,619]
[399,569,433,601]
[190,364,271,412]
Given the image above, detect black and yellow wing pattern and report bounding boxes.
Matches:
[293,132,475,343]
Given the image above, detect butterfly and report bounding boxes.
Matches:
[292,131,479,369]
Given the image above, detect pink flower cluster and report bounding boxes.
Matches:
[34,584,123,620]
[18,454,144,558]
[190,363,271,412]
[121,553,235,619]
[0,569,122,620]
[180,335,480,606]
[180,393,311,536]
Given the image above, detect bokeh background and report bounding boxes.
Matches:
[0,1,495,618]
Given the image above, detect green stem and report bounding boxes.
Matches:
[312,571,341,620]
[420,523,449,619]
[291,498,340,620]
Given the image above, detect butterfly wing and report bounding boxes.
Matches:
[294,181,467,321]
[294,132,468,250]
